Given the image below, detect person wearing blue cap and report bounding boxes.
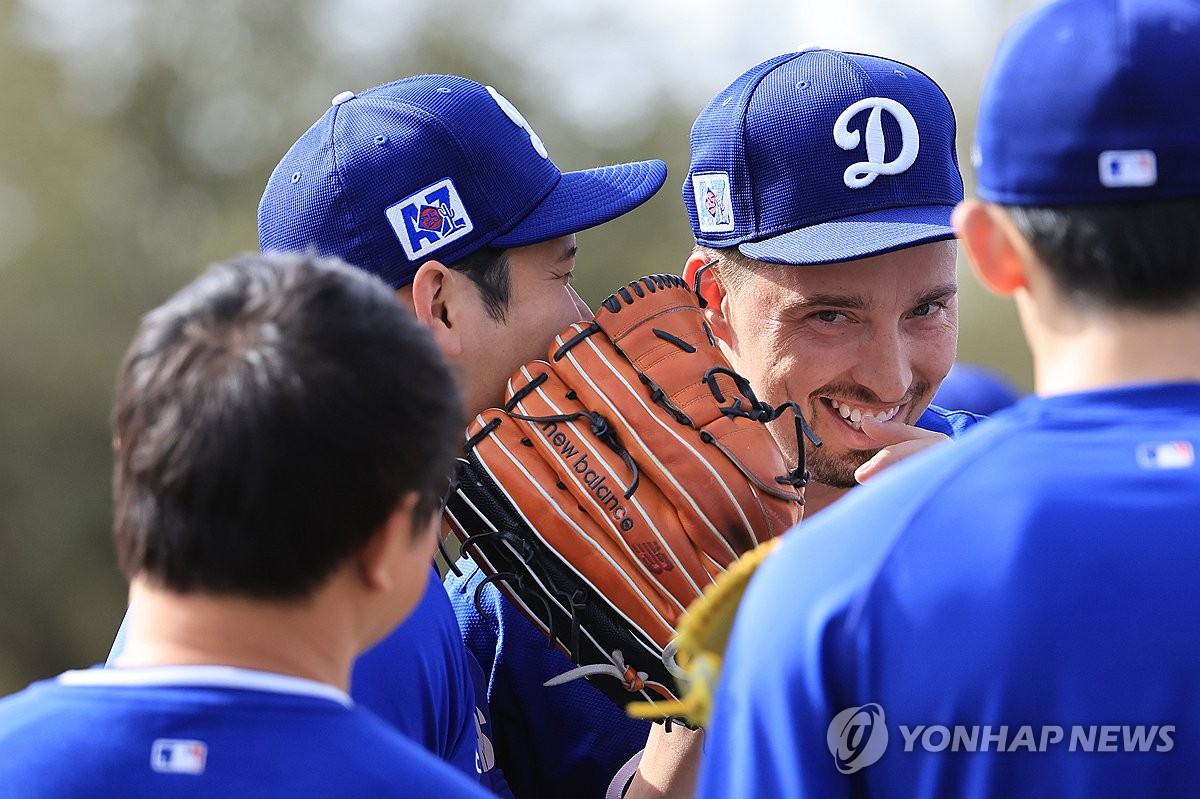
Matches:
[681,47,982,520]
[440,47,985,798]
[0,252,489,798]
[105,74,667,797]
[256,75,668,797]
[609,46,986,797]
[258,75,667,422]
[698,1,1200,796]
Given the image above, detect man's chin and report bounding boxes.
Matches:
[806,446,878,490]
[808,471,860,490]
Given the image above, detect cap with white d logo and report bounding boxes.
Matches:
[684,49,963,266]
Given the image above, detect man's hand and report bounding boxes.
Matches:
[854,418,950,484]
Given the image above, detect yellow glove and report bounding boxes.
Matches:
[626,537,780,728]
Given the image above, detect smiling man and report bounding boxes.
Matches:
[617,48,982,797]
[697,4,1200,793]
[683,48,978,517]
[445,49,984,799]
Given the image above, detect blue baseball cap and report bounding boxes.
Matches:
[258,74,668,288]
[975,0,1200,206]
[685,48,963,266]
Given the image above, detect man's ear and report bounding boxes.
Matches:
[357,492,426,593]
[683,251,734,347]
[410,261,463,358]
[952,200,1029,297]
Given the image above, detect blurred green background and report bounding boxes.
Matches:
[0,0,1039,695]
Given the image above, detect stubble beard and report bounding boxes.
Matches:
[795,380,931,490]
[766,415,877,490]
[804,440,879,489]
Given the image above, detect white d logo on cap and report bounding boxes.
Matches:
[834,98,920,189]
[486,86,548,159]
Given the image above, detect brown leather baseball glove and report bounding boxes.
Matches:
[444,274,816,721]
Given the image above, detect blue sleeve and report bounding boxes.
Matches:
[696,501,902,799]
[446,557,650,799]
[352,566,479,781]
[698,418,1013,798]
[915,403,985,437]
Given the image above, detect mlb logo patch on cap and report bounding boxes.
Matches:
[385,178,475,261]
[974,0,1200,205]
[1099,150,1157,189]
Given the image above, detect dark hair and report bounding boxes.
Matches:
[112,252,464,599]
[449,246,511,322]
[1003,199,1200,312]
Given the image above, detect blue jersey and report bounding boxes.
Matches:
[352,566,481,779]
[108,566,500,791]
[699,383,1200,799]
[914,402,984,437]
[0,665,490,798]
[446,559,649,798]
[447,405,979,798]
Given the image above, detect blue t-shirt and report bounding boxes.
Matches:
[108,566,502,791]
[0,665,489,798]
[914,402,984,437]
[448,404,979,798]
[446,559,649,799]
[352,567,482,780]
[699,383,1200,798]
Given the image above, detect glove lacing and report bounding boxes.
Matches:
[465,530,680,705]
[702,365,822,489]
[543,647,677,703]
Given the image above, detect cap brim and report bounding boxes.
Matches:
[491,160,668,248]
[739,205,956,265]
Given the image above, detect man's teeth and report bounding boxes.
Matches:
[829,399,900,430]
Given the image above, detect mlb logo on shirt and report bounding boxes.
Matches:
[150,738,208,775]
[1135,440,1195,470]
[1098,150,1157,188]
[692,172,735,233]
[385,177,475,261]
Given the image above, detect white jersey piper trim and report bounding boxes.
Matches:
[57,664,354,707]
